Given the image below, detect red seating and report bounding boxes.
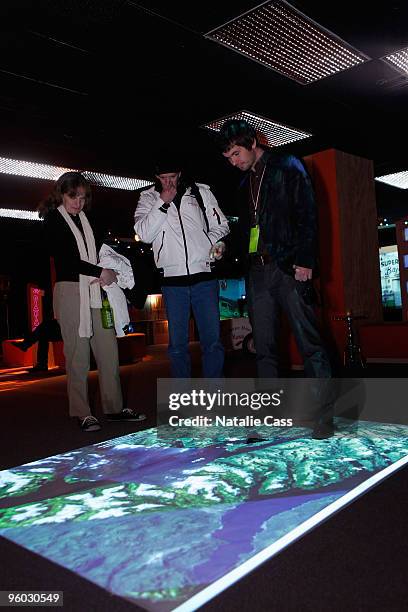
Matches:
[359,323,408,361]
[2,340,37,368]
[2,333,147,369]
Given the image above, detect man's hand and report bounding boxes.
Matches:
[209,241,226,261]
[160,176,178,204]
[293,265,312,282]
[91,268,118,286]
[160,187,177,204]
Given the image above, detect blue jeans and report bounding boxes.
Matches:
[162,280,224,378]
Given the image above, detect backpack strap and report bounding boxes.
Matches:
[190,183,210,233]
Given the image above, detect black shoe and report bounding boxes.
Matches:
[78,415,101,432]
[30,364,49,372]
[11,340,30,352]
[245,434,266,444]
[106,408,146,422]
[312,421,335,440]
[170,440,185,448]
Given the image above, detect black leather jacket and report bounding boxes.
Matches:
[235,149,319,275]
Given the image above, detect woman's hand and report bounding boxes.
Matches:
[91,268,118,286]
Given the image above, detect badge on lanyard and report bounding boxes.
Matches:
[249,225,260,253]
[248,163,266,254]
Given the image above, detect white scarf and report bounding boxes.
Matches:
[57,205,102,337]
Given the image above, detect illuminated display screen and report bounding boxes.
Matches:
[379,245,402,308]
[219,278,247,319]
[1,420,408,611]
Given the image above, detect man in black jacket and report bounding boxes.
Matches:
[218,119,333,437]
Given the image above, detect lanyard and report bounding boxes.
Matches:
[249,164,266,223]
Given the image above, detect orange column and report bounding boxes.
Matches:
[303,149,382,362]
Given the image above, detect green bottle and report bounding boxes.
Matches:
[101,292,114,329]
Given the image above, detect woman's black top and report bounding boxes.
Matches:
[43,208,102,282]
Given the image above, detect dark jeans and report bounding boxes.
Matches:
[246,263,332,379]
[162,280,224,378]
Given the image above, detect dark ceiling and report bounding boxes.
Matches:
[1,0,408,219]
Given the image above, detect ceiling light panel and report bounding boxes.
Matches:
[0,157,152,191]
[0,157,76,181]
[382,47,408,76]
[0,208,42,221]
[203,110,311,147]
[375,171,408,190]
[206,0,369,84]
[82,171,151,191]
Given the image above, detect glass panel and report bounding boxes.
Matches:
[379,246,402,309]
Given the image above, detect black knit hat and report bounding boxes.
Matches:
[154,153,183,175]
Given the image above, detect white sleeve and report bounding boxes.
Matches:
[202,188,229,244]
[134,190,169,244]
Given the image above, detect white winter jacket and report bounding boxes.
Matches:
[134,183,229,278]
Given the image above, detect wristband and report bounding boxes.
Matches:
[159,202,171,213]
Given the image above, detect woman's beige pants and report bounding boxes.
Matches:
[54,281,123,418]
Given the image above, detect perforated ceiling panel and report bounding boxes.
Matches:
[203,110,311,148]
[206,0,369,84]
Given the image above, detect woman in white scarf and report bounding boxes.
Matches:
[39,172,146,431]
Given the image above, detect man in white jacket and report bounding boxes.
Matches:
[134,157,229,377]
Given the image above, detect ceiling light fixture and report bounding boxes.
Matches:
[0,208,42,221]
[382,46,408,76]
[0,157,152,191]
[206,0,369,84]
[81,171,151,191]
[202,110,311,147]
[375,171,408,190]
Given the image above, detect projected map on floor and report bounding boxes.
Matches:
[1,420,408,611]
